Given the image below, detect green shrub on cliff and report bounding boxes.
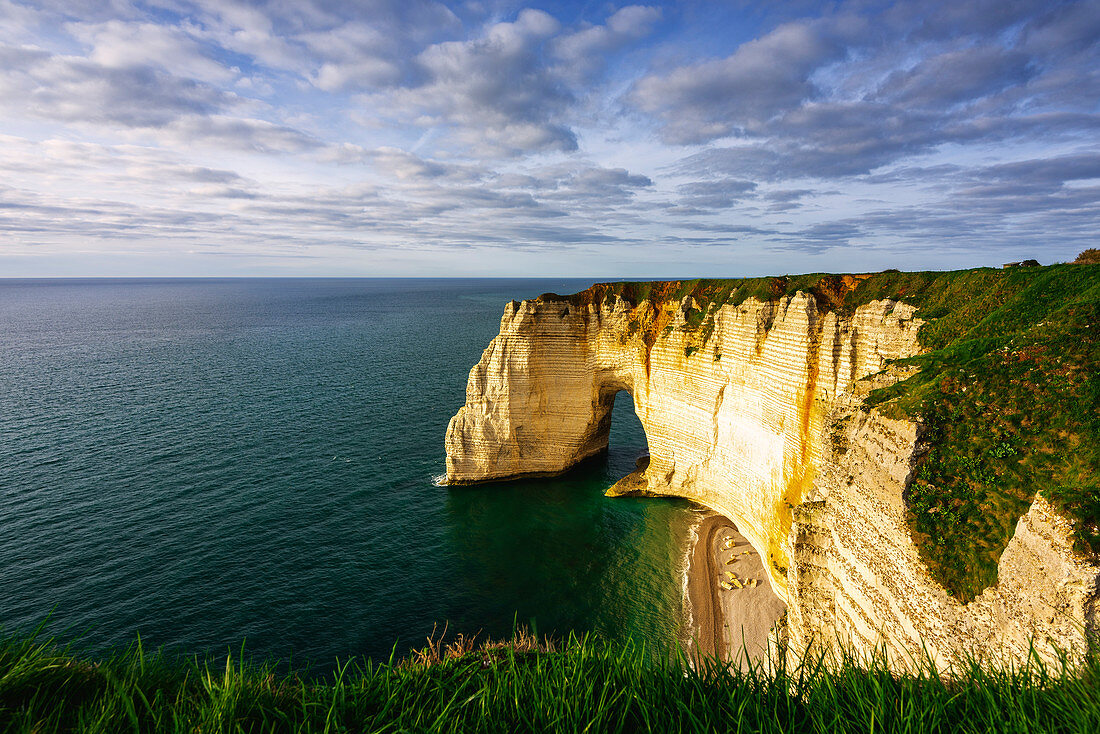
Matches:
[1074,249,1100,265]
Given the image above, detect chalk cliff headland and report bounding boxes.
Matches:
[445,268,1100,670]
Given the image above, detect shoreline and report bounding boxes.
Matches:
[686,513,786,669]
[686,514,726,663]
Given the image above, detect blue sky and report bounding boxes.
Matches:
[1,0,1097,277]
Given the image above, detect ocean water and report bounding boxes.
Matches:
[0,278,701,668]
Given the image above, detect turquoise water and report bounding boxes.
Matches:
[0,279,700,668]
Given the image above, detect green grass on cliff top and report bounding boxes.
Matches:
[3,628,1099,733]
[855,265,1100,601]
[544,264,1100,602]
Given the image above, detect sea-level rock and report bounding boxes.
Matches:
[445,289,1099,669]
[606,455,651,497]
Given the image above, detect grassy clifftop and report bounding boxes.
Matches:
[856,265,1099,600]
[543,264,1100,601]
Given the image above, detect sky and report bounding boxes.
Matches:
[0,0,1097,277]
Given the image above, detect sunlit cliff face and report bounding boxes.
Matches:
[446,291,923,594]
[446,288,1099,669]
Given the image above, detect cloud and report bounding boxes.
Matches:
[552,5,661,81]
[3,3,657,161]
[161,115,321,152]
[631,18,850,144]
[1022,0,1100,57]
[344,5,661,157]
[365,146,472,181]
[362,9,578,156]
[0,120,663,262]
[638,0,1100,203]
[66,19,237,83]
[950,153,1100,219]
[756,150,1100,259]
[897,0,1060,42]
[1,0,1098,274]
[187,184,258,199]
[980,152,1100,186]
[675,179,757,210]
[303,21,413,91]
[763,189,815,212]
[173,166,248,184]
[0,36,325,153]
[879,44,1035,108]
[0,45,237,127]
[527,166,652,216]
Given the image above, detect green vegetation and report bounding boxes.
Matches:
[541,273,857,314]
[542,264,1100,601]
[3,628,1098,733]
[855,265,1099,600]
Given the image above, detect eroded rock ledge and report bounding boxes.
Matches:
[445,287,1098,669]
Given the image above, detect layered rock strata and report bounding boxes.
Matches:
[445,290,1099,668]
[790,402,1100,670]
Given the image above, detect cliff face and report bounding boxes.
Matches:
[790,402,1099,669]
[445,289,1099,668]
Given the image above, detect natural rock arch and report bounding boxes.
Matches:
[446,290,1099,670]
[446,292,920,584]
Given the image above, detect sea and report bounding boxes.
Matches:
[0,278,702,669]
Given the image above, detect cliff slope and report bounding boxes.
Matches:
[445,268,1100,669]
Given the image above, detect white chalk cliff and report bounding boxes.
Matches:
[445,289,1099,669]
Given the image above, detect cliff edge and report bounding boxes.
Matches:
[445,268,1100,669]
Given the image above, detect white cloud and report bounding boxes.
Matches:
[552,5,661,81]
[631,19,849,143]
[0,0,1098,274]
[365,9,577,156]
[0,47,238,127]
[67,19,237,83]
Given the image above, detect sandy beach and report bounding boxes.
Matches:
[686,513,786,670]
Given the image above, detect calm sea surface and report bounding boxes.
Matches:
[0,278,700,668]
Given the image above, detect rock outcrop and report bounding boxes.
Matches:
[445,288,1099,669]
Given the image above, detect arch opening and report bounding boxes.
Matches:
[600,388,650,492]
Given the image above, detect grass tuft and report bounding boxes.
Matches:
[1,628,1099,733]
